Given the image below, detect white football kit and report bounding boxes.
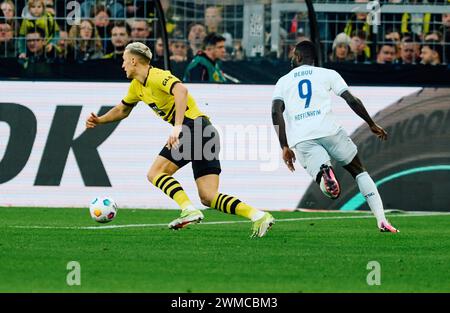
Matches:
[272,65,358,179]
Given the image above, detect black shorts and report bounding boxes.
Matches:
[159,116,221,180]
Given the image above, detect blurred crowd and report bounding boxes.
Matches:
[323,0,449,65]
[0,0,449,82]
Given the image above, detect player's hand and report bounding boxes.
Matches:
[282,146,296,172]
[86,112,100,129]
[167,125,182,149]
[370,123,388,140]
[46,43,54,53]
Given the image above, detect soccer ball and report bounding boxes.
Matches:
[89,197,118,223]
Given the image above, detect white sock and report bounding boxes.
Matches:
[251,210,266,222]
[355,172,387,227]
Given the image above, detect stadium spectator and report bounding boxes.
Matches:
[376,41,397,64]
[169,32,188,63]
[440,13,450,39]
[22,0,68,31]
[329,32,352,63]
[384,29,401,59]
[81,0,124,18]
[54,30,69,62]
[151,36,165,68]
[439,13,450,63]
[20,29,56,77]
[130,18,152,45]
[91,4,113,53]
[0,9,15,57]
[204,6,233,49]
[402,32,421,62]
[21,0,56,18]
[420,40,443,65]
[186,22,206,60]
[344,0,372,57]
[184,32,226,83]
[385,29,401,45]
[1,0,17,34]
[23,29,46,62]
[68,19,104,62]
[18,0,59,60]
[349,30,369,63]
[0,0,13,21]
[398,37,418,64]
[103,22,130,59]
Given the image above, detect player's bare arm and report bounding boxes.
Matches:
[85,102,133,129]
[271,99,296,172]
[167,83,189,149]
[340,90,388,140]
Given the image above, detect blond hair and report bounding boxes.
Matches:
[125,42,153,63]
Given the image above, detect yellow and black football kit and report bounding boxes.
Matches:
[121,67,221,179]
[121,67,265,225]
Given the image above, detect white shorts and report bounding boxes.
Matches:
[294,128,358,180]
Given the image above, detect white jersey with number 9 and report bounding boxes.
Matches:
[272,65,349,148]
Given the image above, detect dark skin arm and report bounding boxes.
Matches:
[272,99,296,172]
[340,90,388,140]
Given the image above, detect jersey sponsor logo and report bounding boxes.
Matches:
[294,109,321,121]
[162,76,174,86]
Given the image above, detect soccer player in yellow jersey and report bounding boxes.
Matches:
[85,42,274,237]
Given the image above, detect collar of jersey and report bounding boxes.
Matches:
[143,66,152,86]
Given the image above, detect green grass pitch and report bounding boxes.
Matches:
[1,207,449,293]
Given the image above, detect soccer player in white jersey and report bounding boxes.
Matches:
[271,41,399,233]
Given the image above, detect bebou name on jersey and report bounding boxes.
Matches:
[294,69,313,78]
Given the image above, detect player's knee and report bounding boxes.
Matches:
[147,163,169,183]
[147,169,162,184]
[147,171,155,184]
[199,192,214,207]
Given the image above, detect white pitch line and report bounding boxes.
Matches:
[9,212,450,230]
